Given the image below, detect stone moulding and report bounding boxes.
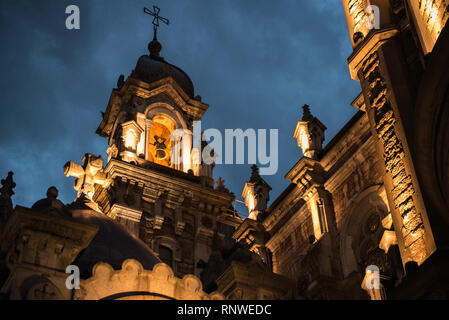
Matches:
[74,259,224,300]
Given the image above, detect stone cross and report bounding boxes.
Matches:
[63,153,111,200]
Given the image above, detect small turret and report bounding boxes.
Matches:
[293,104,327,160]
[241,165,271,220]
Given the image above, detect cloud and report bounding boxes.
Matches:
[0,0,360,212]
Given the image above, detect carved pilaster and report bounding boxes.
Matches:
[144,119,153,161]
[359,50,436,265]
[153,199,165,230]
[175,207,185,235]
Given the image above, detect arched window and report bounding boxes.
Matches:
[159,245,173,268]
[147,114,176,168]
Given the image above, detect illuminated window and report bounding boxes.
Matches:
[317,199,328,234]
[148,114,176,168]
[300,129,309,152]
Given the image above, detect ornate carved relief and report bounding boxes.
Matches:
[360,51,431,264]
[75,259,223,300]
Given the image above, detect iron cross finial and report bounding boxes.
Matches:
[143,5,170,40]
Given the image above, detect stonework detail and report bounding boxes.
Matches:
[2,1,449,301]
[348,0,369,40]
[360,52,429,264]
[75,259,223,300]
[64,154,111,201]
[418,0,449,41]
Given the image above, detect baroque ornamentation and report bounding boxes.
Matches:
[361,52,428,263]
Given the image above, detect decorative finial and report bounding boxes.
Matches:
[215,177,230,193]
[143,5,169,57]
[0,171,16,198]
[0,172,15,230]
[250,165,260,182]
[46,186,58,199]
[302,104,314,121]
[116,74,125,89]
[64,153,111,200]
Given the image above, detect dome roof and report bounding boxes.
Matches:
[67,202,160,279]
[131,39,195,98]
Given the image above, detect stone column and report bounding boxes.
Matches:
[171,135,182,171]
[181,131,192,173]
[144,119,153,161]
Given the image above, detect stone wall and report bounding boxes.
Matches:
[417,0,449,40]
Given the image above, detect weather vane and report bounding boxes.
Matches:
[143,5,170,40]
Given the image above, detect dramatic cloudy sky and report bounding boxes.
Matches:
[0,0,360,215]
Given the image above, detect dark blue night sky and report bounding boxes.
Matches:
[0,0,360,215]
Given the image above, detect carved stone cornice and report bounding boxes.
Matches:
[0,206,98,271]
[232,218,264,243]
[285,157,325,199]
[109,203,143,223]
[347,27,399,80]
[103,159,234,214]
[215,261,294,300]
[97,76,209,138]
[196,226,214,242]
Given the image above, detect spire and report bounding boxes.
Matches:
[302,104,314,121]
[250,164,261,182]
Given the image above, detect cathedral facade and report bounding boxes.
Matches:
[0,0,449,300]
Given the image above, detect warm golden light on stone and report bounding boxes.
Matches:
[75,259,224,300]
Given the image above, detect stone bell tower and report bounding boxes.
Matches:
[64,8,240,279]
[342,0,441,266]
